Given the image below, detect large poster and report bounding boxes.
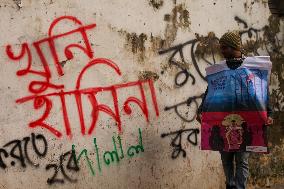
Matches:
[201,56,272,153]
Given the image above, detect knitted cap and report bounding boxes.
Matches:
[219,31,242,50]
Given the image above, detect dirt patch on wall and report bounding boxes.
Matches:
[13,0,22,10]
[119,3,191,62]
[163,3,190,48]
[244,0,268,14]
[194,32,221,60]
[138,71,159,81]
[249,136,284,188]
[247,15,284,188]
[265,16,284,99]
[150,35,166,52]
[149,0,164,10]
[124,32,148,62]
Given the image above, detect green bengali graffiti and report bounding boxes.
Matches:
[72,128,144,176]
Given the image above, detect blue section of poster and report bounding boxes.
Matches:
[202,68,268,112]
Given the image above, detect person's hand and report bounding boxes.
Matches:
[196,113,202,124]
[265,116,273,126]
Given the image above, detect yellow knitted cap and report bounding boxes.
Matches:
[219,31,242,50]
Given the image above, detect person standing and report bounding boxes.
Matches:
[197,31,273,189]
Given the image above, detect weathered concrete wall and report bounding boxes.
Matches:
[0,0,283,189]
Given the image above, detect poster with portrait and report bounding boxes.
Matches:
[201,56,272,153]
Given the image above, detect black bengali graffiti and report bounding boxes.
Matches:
[234,16,249,29]
[158,27,218,160]
[159,34,219,123]
[161,129,199,159]
[159,16,282,123]
[46,150,79,185]
[0,133,80,185]
[158,38,215,85]
[164,94,204,122]
[0,133,47,169]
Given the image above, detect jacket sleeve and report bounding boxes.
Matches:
[267,88,273,118]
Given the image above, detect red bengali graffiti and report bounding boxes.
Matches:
[6,16,159,138]
[6,16,95,94]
